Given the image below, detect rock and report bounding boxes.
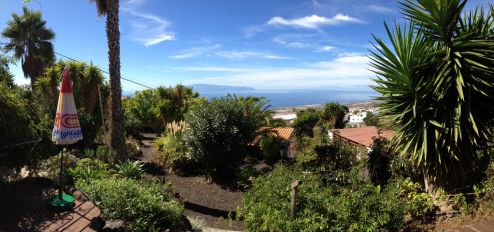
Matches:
[72,190,89,202]
[181,214,193,231]
[101,220,127,232]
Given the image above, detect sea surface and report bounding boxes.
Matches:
[197,90,378,108]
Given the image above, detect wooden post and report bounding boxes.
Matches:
[290,180,300,219]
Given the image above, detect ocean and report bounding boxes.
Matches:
[197,90,379,108]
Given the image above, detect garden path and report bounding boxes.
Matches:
[443,220,494,232]
[137,133,244,231]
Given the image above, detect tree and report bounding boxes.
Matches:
[157,85,200,125]
[228,95,273,128]
[2,7,55,88]
[90,0,126,159]
[183,97,256,178]
[123,89,161,132]
[322,102,348,129]
[293,109,321,137]
[0,54,14,87]
[370,0,494,190]
[36,60,107,148]
[363,112,380,127]
[368,137,394,186]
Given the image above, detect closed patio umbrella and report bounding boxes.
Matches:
[49,67,83,209]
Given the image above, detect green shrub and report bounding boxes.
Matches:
[38,151,79,181]
[154,133,196,172]
[368,137,393,186]
[76,177,185,232]
[233,164,268,190]
[68,158,108,181]
[116,160,144,179]
[398,178,435,218]
[184,97,256,177]
[259,135,282,164]
[239,165,406,232]
[94,145,117,163]
[293,109,321,137]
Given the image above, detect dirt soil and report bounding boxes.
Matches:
[137,133,245,231]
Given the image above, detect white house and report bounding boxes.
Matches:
[347,112,367,124]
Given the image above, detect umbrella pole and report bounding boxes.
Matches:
[48,147,74,210]
[59,147,64,201]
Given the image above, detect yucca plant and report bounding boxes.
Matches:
[370,0,494,191]
[116,160,144,179]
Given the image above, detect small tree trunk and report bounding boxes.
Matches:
[106,0,126,160]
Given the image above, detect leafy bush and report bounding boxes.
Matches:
[296,138,357,185]
[68,158,108,181]
[94,145,118,163]
[183,97,256,177]
[76,177,185,232]
[239,165,406,232]
[233,164,269,190]
[368,136,393,186]
[363,112,380,127]
[116,160,144,179]
[38,151,79,181]
[154,127,196,172]
[259,135,282,164]
[292,109,321,137]
[0,81,55,169]
[321,102,348,129]
[123,85,200,133]
[398,178,435,218]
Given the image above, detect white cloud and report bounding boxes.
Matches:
[267,14,363,29]
[181,53,372,89]
[367,5,394,14]
[170,46,289,60]
[273,36,311,48]
[174,66,263,72]
[169,44,221,59]
[122,0,175,46]
[215,50,290,60]
[244,26,263,38]
[317,46,336,52]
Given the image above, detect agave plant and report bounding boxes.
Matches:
[116,160,144,179]
[370,0,494,190]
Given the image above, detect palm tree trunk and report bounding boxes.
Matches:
[106,0,126,160]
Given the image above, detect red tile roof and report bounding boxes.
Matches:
[330,126,393,148]
[250,127,295,146]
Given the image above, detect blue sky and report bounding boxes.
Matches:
[1,0,492,91]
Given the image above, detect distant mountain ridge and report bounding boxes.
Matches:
[189,84,256,92]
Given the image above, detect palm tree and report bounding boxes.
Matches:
[90,0,126,159]
[370,0,494,191]
[2,7,55,88]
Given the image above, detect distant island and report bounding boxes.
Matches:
[189,84,256,92]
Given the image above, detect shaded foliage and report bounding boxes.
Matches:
[368,136,394,186]
[292,109,321,137]
[321,102,348,129]
[363,111,380,127]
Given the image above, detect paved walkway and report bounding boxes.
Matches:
[0,177,102,232]
[446,220,494,232]
[37,197,101,232]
